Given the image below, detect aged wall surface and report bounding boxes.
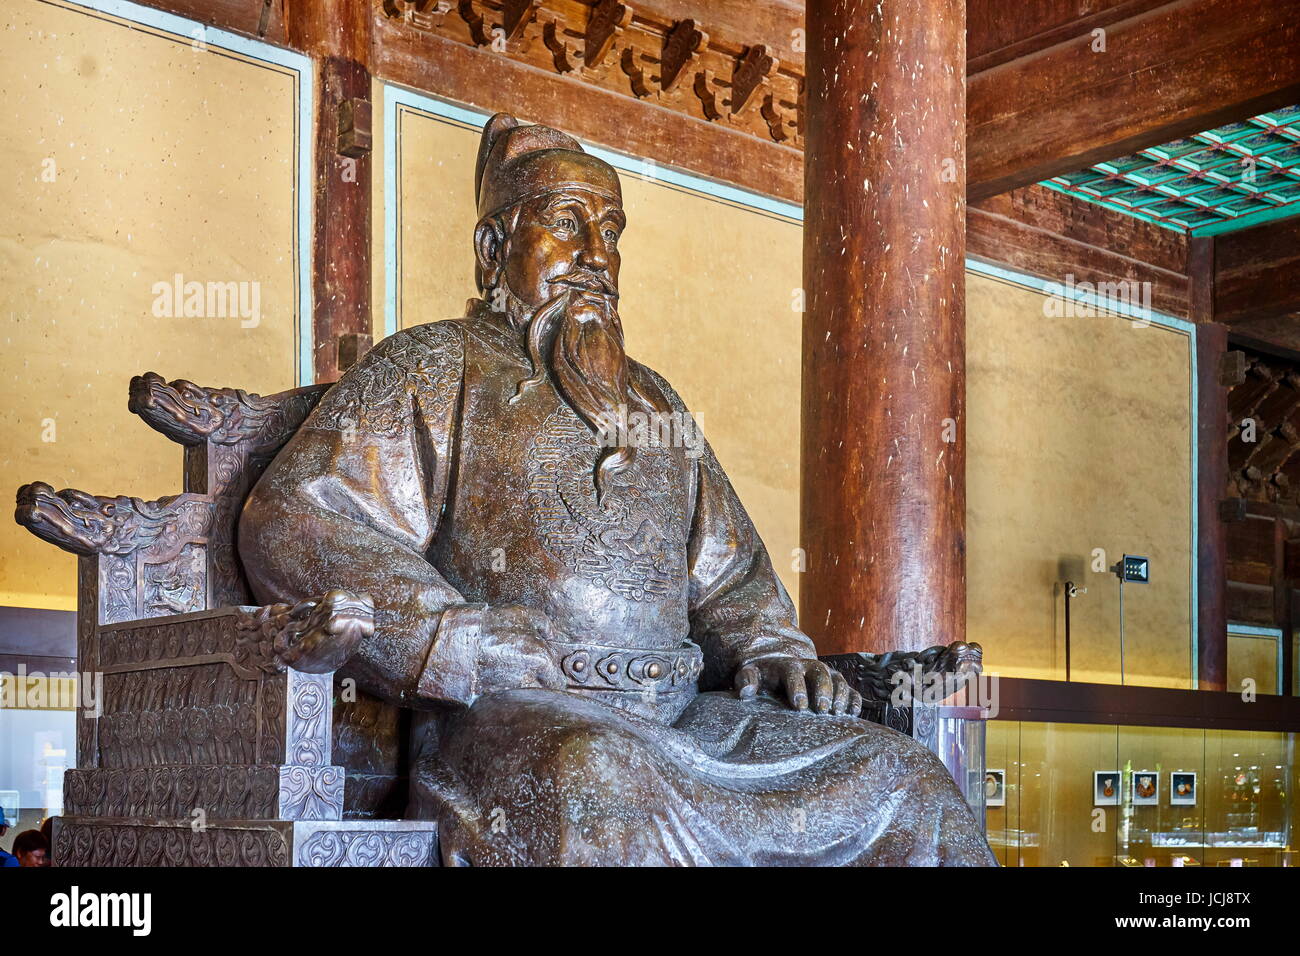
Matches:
[967,275,1194,687]
[0,0,305,610]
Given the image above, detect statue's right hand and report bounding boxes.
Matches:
[474,604,568,694]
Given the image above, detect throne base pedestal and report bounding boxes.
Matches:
[52,817,440,867]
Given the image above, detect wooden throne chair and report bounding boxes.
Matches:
[16,371,985,867]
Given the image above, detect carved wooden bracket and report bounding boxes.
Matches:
[761,94,788,142]
[502,0,544,41]
[1221,349,1248,388]
[621,45,653,98]
[382,0,452,24]
[659,18,706,93]
[458,0,493,47]
[384,2,802,148]
[729,44,777,116]
[338,97,373,157]
[541,14,578,73]
[694,70,721,121]
[583,0,631,70]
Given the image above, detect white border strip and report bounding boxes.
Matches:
[57,0,315,385]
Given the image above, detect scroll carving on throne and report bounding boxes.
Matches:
[16,113,994,867]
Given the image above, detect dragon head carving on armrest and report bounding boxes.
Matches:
[128,371,327,452]
[820,641,982,705]
[15,481,206,556]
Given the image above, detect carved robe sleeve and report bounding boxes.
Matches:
[240,322,483,709]
[685,444,820,689]
[638,367,818,690]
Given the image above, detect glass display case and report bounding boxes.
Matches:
[986,720,1297,866]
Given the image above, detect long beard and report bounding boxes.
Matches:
[510,288,662,502]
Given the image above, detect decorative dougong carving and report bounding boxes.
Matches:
[582,0,630,69]
[457,0,493,47]
[380,1,804,148]
[1227,352,1300,504]
[658,17,706,92]
[501,0,544,41]
[728,44,777,115]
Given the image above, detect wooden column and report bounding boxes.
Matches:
[1191,237,1228,690]
[286,0,373,384]
[801,0,966,654]
[1195,322,1230,691]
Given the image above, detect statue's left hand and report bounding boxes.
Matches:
[734,657,862,717]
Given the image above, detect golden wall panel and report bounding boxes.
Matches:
[1227,633,1280,695]
[967,276,1194,687]
[1,0,305,609]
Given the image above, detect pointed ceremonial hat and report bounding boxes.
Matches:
[474,113,622,220]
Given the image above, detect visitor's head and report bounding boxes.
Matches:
[13,829,48,867]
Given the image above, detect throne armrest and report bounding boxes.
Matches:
[820,641,983,704]
[236,590,374,675]
[15,481,210,558]
[65,590,372,821]
[128,371,327,454]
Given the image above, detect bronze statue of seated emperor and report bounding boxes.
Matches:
[18,114,993,867]
[238,114,993,866]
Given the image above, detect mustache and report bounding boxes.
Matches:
[551,271,619,300]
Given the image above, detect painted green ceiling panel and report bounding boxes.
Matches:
[1040,106,1300,236]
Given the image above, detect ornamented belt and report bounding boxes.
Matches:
[552,640,703,694]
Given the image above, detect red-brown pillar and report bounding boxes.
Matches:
[801,0,967,655]
[286,0,374,384]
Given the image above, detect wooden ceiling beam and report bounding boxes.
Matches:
[968,0,1300,201]
[969,186,1193,318]
[967,0,1168,73]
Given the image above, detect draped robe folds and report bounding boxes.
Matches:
[238,304,995,866]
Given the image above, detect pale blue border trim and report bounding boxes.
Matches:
[59,0,315,385]
[1227,623,1285,695]
[382,86,1202,684]
[1228,623,1283,638]
[384,83,401,339]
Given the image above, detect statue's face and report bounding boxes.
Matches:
[500,185,625,323]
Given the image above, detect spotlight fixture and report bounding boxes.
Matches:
[1109,554,1151,685]
[1115,554,1150,583]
